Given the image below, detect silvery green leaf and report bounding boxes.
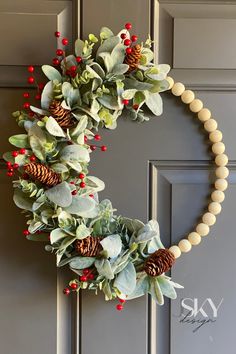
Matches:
[97,95,120,110]
[61,99,71,110]
[67,161,82,172]
[85,176,105,193]
[89,33,98,43]
[42,65,62,81]
[13,190,33,211]
[111,43,126,66]
[77,106,100,122]
[90,62,105,79]
[96,36,120,57]
[134,91,145,105]
[77,133,85,145]
[29,135,46,161]
[45,182,72,207]
[26,233,49,242]
[100,27,114,41]
[102,280,113,300]
[124,78,153,91]
[9,134,30,148]
[100,234,122,259]
[91,99,100,114]
[149,278,164,305]
[75,39,85,57]
[145,91,163,116]
[15,153,29,166]
[50,228,68,244]
[62,82,73,98]
[60,145,90,164]
[140,48,154,65]
[114,262,136,295]
[127,274,149,300]
[51,163,68,173]
[28,221,44,234]
[45,116,66,137]
[95,259,114,279]
[64,195,97,217]
[98,52,114,73]
[76,224,91,239]
[150,79,170,94]
[157,276,177,299]
[70,256,95,270]
[41,81,54,110]
[122,89,137,100]
[116,80,124,96]
[30,105,49,115]
[70,116,88,136]
[2,152,14,164]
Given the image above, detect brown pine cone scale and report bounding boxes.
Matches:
[24,162,61,187]
[75,236,103,257]
[124,44,142,73]
[49,100,75,128]
[144,248,175,277]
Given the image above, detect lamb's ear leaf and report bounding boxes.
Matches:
[42,65,62,82]
[41,81,54,110]
[113,262,136,295]
[13,189,33,211]
[45,182,72,207]
[70,257,96,270]
[45,116,66,137]
[9,134,30,148]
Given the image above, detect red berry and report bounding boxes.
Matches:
[121,33,126,40]
[94,134,101,141]
[8,168,14,173]
[35,94,41,100]
[90,145,96,151]
[79,173,85,179]
[80,181,86,188]
[80,275,88,282]
[29,112,34,118]
[101,145,107,152]
[29,155,36,162]
[131,35,138,42]
[22,173,29,180]
[56,49,64,56]
[70,282,78,290]
[116,304,124,311]
[63,288,70,295]
[23,102,30,109]
[69,181,75,185]
[55,31,61,38]
[27,77,35,84]
[125,22,132,30]
[88,273,94,280]
[23,230,30,236]
[71,190,77,196]
[62,38,69,46]
[27,66,34,73]
[126,47,132,54]
[83,269,90,275]
[70,65,77,72]
[122,99,129,105]
[6,162,11,168]
[124,39,132,46]
[84,136,88,143]
[133,104,139,110]
[19,148,26,154]
[7,171,13,177]
[52,57,60,66]
[12,151,18,157]
[38,83,45,91]
[13,163,19,169]
[23,92,30,98]
[89,194,94,198]
[65,69,71,76]
[76,56,82,63]
[119,298,126,303]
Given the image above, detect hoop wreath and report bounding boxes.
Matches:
[3,24,228,311]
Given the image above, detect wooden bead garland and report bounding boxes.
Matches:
[168,77,228,259]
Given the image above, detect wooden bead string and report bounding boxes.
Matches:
[166,77,228,259]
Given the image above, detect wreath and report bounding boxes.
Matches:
[3,23,228,311]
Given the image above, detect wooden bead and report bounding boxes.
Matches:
[208,202,222,215]
[178,239,192,253]
[215,166,229,179]
[212,142,225,154]
[181,90,195,104]
[209,130,222,143]
[198,108,211,122]
[166,76,174,89]
[188,232,201,245]
[211,190,225,203]
[215,154,228,167]
[169,245,181,259]
[215,178,228,191]
[172,82,185,96]
[189,99,203,113]
[202,212,216,226]
[196,223,210,237]
[204,119,218,132]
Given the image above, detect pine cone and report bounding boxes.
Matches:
[74,236,103,257]
[144,249,175,277]
[48,100,75,128]
[124,44,142,73]
[24,162,61,187]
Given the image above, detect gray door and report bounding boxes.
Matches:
[1,1,236,354]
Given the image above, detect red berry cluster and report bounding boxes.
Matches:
[116,298,127,311]
[5,150,36,178]
[24,65,45,111]
[70,172,87,195]
[63,268,95,295]
[120,23,138,55]
[85,134,107,152]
